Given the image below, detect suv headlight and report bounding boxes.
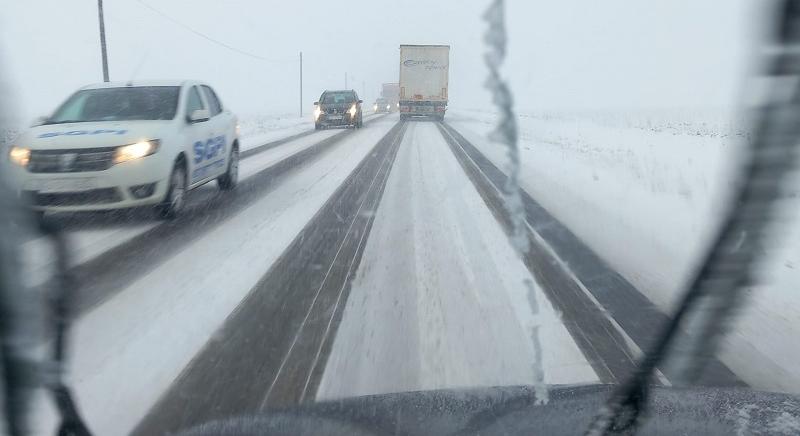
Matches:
[113,140,160,164]
[314,106,323,120]
[8,146,30,167]
[349,104,357,117]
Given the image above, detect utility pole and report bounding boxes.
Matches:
[97,0,110,82]
[299,51,303,117]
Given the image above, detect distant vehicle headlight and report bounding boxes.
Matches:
[8,146,30,167]
[349,104,357,117]
[113,140,159,164]
[373,104,378,111]
[386,105,391,110]
[314,106,322,120]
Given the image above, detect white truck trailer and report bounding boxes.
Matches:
[399,45,450,120]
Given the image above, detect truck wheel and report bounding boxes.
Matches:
[218,146,239,191]
[156,163,187,220]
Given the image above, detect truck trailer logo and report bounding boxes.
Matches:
[403,59,448,70]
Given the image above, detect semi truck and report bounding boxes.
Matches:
[399,44,450,120]
[381,83,400,111]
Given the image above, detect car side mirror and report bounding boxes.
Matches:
[188,109,210,123]
[31,115,48,127]
[313,101,319,106]
[358,100,363,104]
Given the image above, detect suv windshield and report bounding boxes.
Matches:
[321,92,355,104]
[47,86,180,124]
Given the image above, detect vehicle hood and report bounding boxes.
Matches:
[175,384,800,436]
[19,120,174,150]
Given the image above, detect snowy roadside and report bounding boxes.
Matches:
[237,113,313,151]
[446,107,800,393]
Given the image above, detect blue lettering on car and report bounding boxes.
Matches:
[191,135,227,181]
[37,129,128,138]
[192,135,226,164]
[191,159,225,182]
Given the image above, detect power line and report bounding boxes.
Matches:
[134,0,295,63]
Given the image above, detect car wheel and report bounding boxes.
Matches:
[156,163,187,220]
[218,146,239,191]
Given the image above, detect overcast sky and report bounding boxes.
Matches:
[0,0,760,121]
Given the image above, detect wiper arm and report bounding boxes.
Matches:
[586,1,800,434]
[43,221,93,436]
[42,120,81,125]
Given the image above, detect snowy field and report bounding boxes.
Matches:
[447,107,800,393]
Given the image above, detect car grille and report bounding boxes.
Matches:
[26,188,122,206]
[28,147,116,173]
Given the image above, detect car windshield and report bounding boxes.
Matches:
[321,92,354,104]
[47,86,180,123]
[2,1,800,436]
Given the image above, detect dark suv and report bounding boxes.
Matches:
[314,90,363,130]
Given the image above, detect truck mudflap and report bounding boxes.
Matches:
[399,101,447,116]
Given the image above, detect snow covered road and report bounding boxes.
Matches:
[317,121,596,400]
[24,112,783,435]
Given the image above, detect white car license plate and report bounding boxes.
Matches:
[328,115,343,120]
[28,178,97,193]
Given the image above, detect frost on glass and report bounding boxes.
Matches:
[483,0,548,404]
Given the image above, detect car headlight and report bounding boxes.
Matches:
[314,106,322,120]
[349,104,357,117]
[373,104,378,111]
[386,105,391,110]
[8,146,30,167]
[113,140,159,164]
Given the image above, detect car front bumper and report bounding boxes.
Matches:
[6,155,171,212]
[318,113,357,126]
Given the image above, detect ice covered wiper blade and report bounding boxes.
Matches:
[586,0,800,434]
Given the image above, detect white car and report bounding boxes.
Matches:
[6,80,239,219]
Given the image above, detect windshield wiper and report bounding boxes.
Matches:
[42,120,83,125]
[44,220,93,436]
[586,1,800,434]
